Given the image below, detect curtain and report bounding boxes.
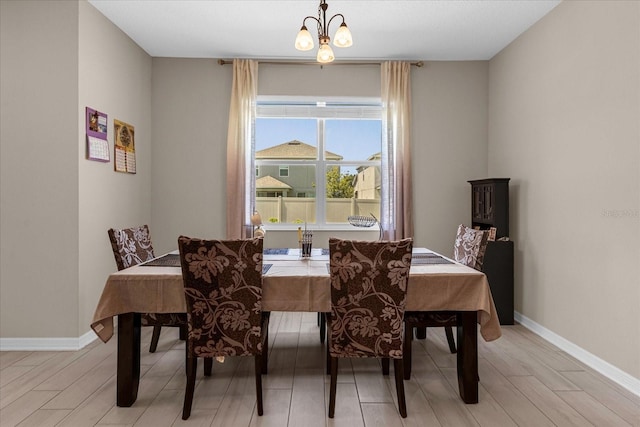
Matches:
[381,61,413,240]
[226,59,258,239]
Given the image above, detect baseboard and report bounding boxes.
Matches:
[0,330,98,351]
[514,311,640,398]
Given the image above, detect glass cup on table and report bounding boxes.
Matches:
[300,230,313,258]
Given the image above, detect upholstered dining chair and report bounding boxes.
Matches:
[327,237,413,418]
[107,225,186,353]
[178,236,269,420]
[402,224,489,380]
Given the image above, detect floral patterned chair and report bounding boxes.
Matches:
[402,224,488,380]
[108,225,186,353]
[327,237,413,418]
[178,236,269,420]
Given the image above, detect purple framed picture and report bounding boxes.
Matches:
[86,107,109,162]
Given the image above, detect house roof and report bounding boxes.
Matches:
[256,140,342,160]
[256,175,292,190]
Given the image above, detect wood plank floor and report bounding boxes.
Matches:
[1,312,638,426]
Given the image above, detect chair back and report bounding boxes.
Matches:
[108,225,155,270]
[328,238,413,359]
[178,236,264,358]
[453,224,489,271]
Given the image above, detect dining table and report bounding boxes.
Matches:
[91,247,501,407]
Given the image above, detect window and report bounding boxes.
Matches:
[254,97,382,227]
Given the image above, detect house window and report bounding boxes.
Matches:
[254,97,382,227]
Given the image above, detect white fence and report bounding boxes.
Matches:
[256,197,380,223]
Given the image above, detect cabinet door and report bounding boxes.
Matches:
[472,186,483,222]
[482,184,494,222]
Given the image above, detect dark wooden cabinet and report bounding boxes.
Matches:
[469,178,510,239]
[468,178,514,325]
[483,241,514,324]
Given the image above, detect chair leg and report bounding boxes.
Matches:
[262,312,270,374]
[328,357,338,418]
[179,324,187,341]
[445,326,457,353]
[149,325,162,353]
[382,358,390,375]
[204,358,213,376]
[325,317,331,375]
[254,355,264,416]
[394,359,407,418]
[415,326,427,339]
[319,313,326,344]
[182,356,197,420]
[403,324,413,380]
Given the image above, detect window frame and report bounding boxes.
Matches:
[253,96,383,230]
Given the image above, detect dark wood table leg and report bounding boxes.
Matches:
[117,312,141,407]
[415,327,427,339]
[456,311,478,404]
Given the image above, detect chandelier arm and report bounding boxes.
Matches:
[326,13,346,31]
[301,16,322,37]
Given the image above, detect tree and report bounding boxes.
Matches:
[326,166,355,198]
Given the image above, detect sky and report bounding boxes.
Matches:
[255,118,381,162]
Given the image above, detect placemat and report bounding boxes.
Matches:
[264,248,289,255]
[411,253,453,265]
[143,255,273,274]
[142,254,180,267]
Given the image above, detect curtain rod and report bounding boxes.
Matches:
[217,59,424,67]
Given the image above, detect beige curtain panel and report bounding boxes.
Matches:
[381,61,414,240]
[226,59,258,239]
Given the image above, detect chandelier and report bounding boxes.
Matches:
[294,0,353,64]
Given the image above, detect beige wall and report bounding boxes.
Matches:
[150,58,231,252]
[411,62,489,256]
[1,1,80,338]
[78,2,153,335]
[489,0,639,378]
[0,0,152,341]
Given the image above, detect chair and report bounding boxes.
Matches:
[403,224,488,380]
[327,237,413,418]
[178,236,269,420]
[108,225,186,353]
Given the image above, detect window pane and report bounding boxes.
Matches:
[256,165,316,225]
[325,120,381,161]
[255,118,317,155]
[325,165,380,224]
[256,118,317,224]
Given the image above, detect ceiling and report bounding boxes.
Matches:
[88,0,561,61]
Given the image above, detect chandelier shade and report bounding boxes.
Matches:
[295,26,314,51]
[316,41,335,63]
[333,23,353,48]
[294,0,352,63]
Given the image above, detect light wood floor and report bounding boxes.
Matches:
[1,312,639,427]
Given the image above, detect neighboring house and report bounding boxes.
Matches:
[353,152,381,200]
[255,175,291,197]
[256,140,342,197]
